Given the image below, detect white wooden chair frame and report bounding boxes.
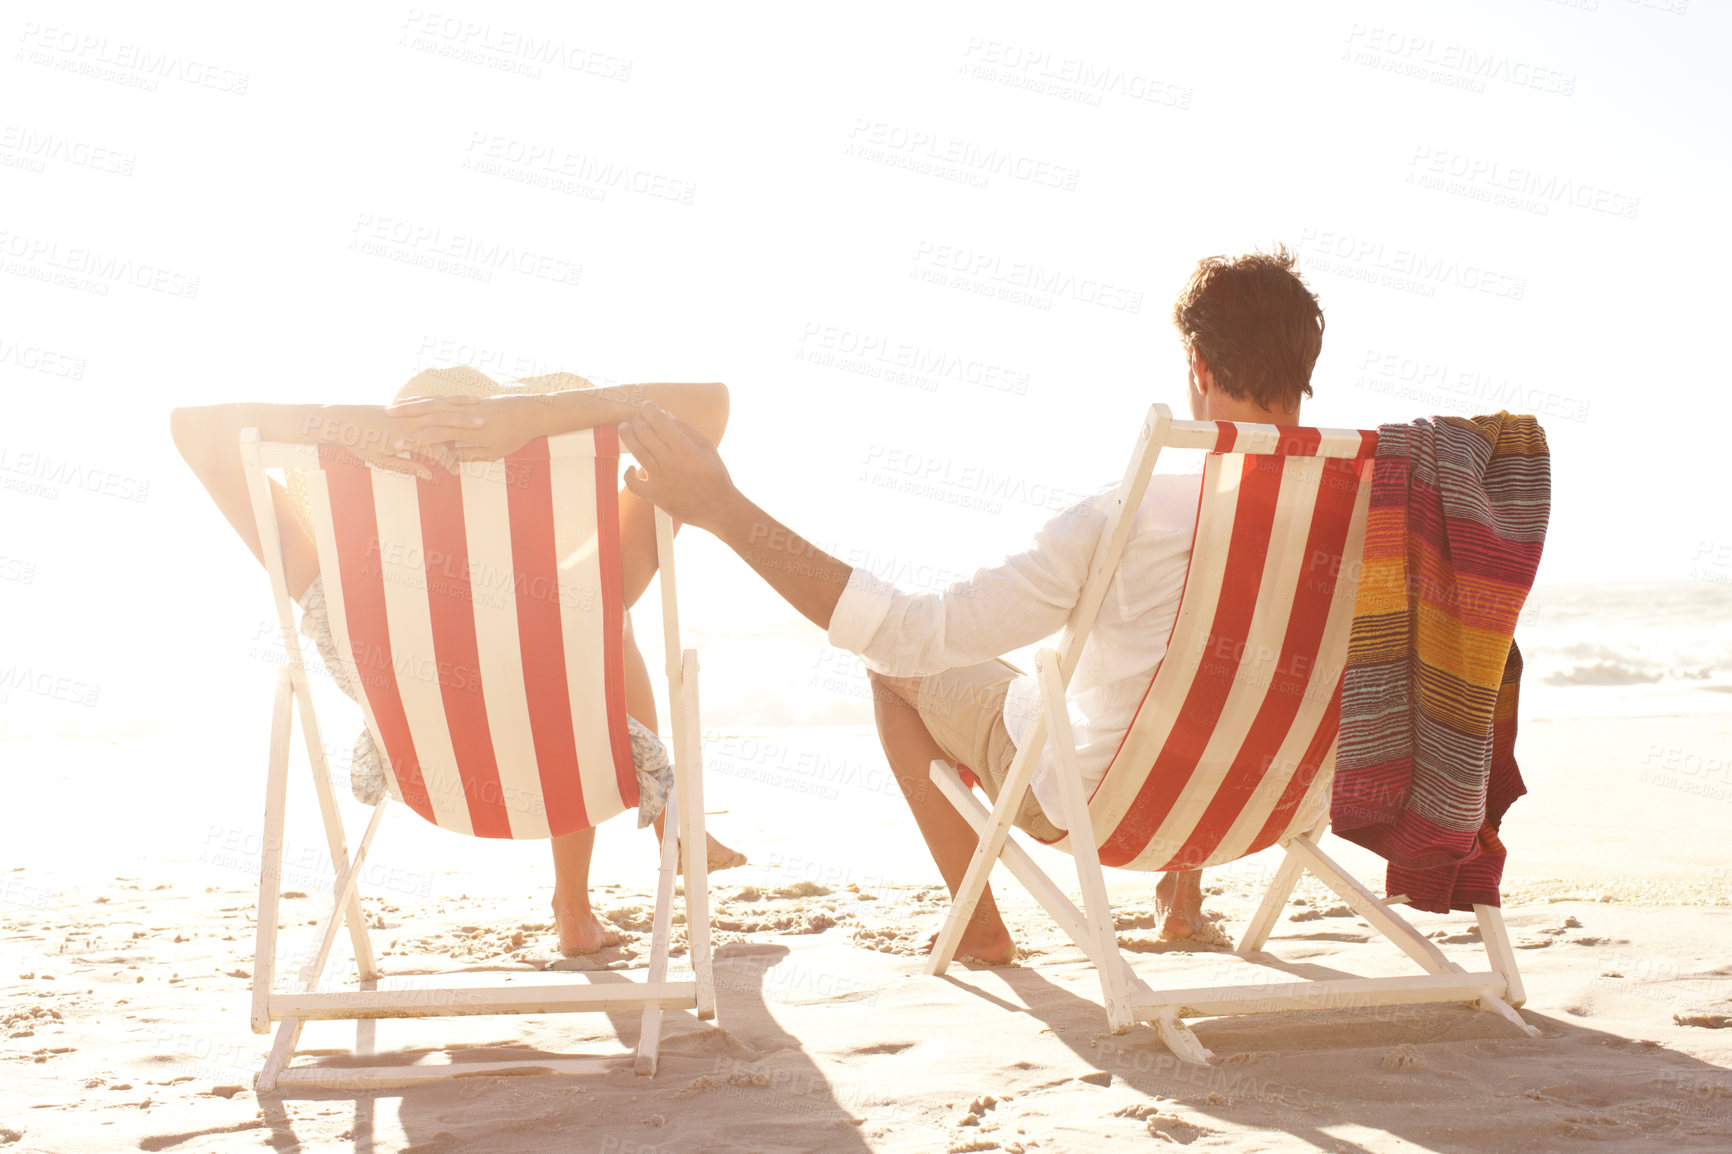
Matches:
[239,429,715,1090]
[925,404,1540,1063]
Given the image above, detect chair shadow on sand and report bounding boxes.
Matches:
[143,919,1732,1153]
[245,940,880,1154]
[933,927,1732,1153]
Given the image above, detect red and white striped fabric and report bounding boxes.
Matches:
[1056,426,1378,872]
[293,429,636,840]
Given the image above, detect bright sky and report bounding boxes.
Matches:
[4,0,1727,737]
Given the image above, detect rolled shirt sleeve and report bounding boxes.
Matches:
[825,567,898,657]
[826,489,1111,677]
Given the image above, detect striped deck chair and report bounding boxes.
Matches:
[238,426,714,1090]
[926,404,1539,1063]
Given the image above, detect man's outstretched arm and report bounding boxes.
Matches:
[619,404,852,630]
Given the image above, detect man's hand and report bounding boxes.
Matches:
[622,404,854,631]
[619,405,743,533]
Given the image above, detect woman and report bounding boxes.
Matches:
[170,366,745,955]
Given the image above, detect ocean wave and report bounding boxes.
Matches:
[1541,660,1668,687]
[1524,629,1728,690]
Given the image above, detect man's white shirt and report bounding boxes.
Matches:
[827,465,1203,827]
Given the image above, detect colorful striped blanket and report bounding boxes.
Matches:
[1330,412,1550,913]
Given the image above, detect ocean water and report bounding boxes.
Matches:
[1,580,1728,746]
[1516,581,1732,720]
[672,580,1732,733]
[6,582,1728,892]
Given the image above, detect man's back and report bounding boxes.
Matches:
[1003,468,1202,822]
[829,465,1204,826]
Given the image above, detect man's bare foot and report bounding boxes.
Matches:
[1155,869,1207,941]
[923,924,1017,967]
[552,899,622,956]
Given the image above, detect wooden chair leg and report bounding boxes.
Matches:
[930,763,1146,997]
[1477,989,1541,1036]
[926,731,1045,975]
[1037,650,1134,1033]
[676,649,714,1021]
[1476,903,1527,1008]
[1154,1010,1214,1065]
[636,784,682,1077]
[1286,835,1458,976]
[298,802,388,989]
[1285,841,1539,1037]
[253,669,294,1037]
[655,513,715,1023]
[290,670,379,981]
[256,1016,304,1093]
[1237,847,1306,955]
[1237,818,1325,954]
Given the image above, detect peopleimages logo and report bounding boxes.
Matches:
[0,124,136,176]
[360,539,598,612]
[845,118,1081,191]
[348,213,583,288]
[796,322,1031,395]
[0,555,37,584]
[1295,229,1526,301]
[1342,24,1576,96]
[0,445,150,502]
[0,665,100,707]
[859,442,1092,516]
[398,9,633,81]
[0,229,199,299]
[910,241,1143,313]
[1408,146,1640,220]
[14,22,251,94]
[0,335,86,379]
[1354,348,1590,424]
[958,38,1194,110]
[462,132,696,204]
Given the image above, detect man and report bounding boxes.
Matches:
[621,247,1326,964]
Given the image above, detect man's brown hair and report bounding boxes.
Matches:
[1170,244,1324,412]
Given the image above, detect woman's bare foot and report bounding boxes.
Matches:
[706,833,747,872]
[652,808,748,874]
[551,897,622,956]
[1155,869,1207,940]
[672,832,749,875]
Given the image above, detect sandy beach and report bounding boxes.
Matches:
[4,707,1730,1153]
[6,0,1729,1148]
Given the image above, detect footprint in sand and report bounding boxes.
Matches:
[849,924,1026,964]
[676,1070,770,1098]
[1112,908,1159,931]
[1184,920,1235,947]
[850,926,923,957]
[1431,927,1483,944]
[716,910,841,935]
[1674,1013,1732,1029]
[1114,1104,1217,1144]
[853,1041,916,1055]
[1118,920,1233,952]
[1380,1043,1426,1072]
[771,881,831,899]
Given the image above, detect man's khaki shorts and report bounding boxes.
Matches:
[915,659,1064,842]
